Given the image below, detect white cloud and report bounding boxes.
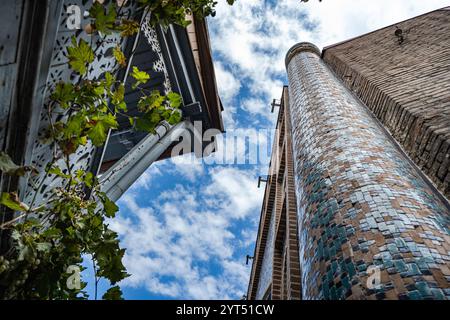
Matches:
[214,61,241,104]
[303,0,450,48]
[241,97,270,120]
[112,167,262,299]
[205,167,264,219]
[209,0,450,122]
[213,61,242,127]
[129,163,162,190]
[169,154,205,182]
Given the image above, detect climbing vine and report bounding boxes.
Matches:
[0,0,234,300]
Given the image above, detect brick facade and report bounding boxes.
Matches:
[322,7,450,199]
[247,87,301,300]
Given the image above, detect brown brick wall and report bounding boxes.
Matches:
[247,87,302,300]
[283,87,302,299]
[322,8,450,200]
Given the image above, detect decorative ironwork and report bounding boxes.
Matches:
[141,16,172,94]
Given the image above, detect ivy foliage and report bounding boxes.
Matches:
[138,0,236,27]
[0,164,125,299]
[0,0,235,300]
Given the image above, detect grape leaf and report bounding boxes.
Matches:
[120,19,140,37]
[111,83,127,111]
[137,90,165,113]
[67,37,94,75]
[130,66,150,89]
[89,2,117,35]
[64,113,85,139]
[113,46,126,67]
[135,116,156,133]
[51,82,76,109]
[104,72,115,88]
[168,110,182,125]
[166,91,182,108]
[102,286,124,300]
[103,196,119,218]
[87,113,118,146]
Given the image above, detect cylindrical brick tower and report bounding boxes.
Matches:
[285,42,450,300]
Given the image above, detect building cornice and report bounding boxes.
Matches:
[285,42,320,67]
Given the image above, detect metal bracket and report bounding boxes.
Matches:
[257,176,268,188]
[271,99,281,113]
[181,101,202,117]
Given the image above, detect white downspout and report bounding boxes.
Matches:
[99,120,189,202]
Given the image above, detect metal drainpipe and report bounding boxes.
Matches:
[100,120,190,202]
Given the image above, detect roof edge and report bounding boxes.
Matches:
[321,6,450,57]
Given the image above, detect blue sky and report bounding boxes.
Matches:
[84,0,450,299]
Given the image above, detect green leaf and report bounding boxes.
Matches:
[0,192,28,212]
[87,113,118,146]
[42,227,62,239]
[137,90,165,113]
[130,66,150,89]
[166,91,182,108]
[135,116,156,133]
[87,122,107,147]
[10,229,22,241]
[84,172,94,188]
[102,286,124,300]
[89,3,117,35]
[67,37,94,75]
[111,83,126,111]
[101,113,119,128]
[93,83,106,97]
[47,166,71,179]
[51,82,76,108]
[113,46,126,67]
[150,112,161,123]
[64,113,85,139]
[119,19,140,37]
[168,110,182,125]
[0,152,34,176]
[104,72,115,88]
[103,196,119,218]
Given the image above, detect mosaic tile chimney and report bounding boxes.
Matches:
[284,42,450,300]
